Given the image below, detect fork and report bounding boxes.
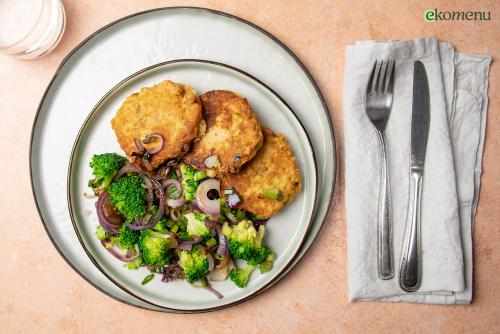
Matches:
[365,60,396,280]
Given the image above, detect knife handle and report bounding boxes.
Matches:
[400,171,423,292]
[377,131,394,280]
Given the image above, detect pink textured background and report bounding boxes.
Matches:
[1,1,499,333]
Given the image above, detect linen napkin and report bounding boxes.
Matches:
[344,36,491,304]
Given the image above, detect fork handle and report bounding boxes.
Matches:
[377,131,394,279]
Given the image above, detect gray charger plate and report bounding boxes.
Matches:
[30,7,336,312]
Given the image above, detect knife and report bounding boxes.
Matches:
[399,61,430,292]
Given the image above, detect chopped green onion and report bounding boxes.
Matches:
[141,273,155,285]
[193,170,208,182]
[259,261,273,273]
[235,209,246,219]
[205,237,217,248]
[224,188,234,195]
[167,185,181,199]
[263,188,282,201]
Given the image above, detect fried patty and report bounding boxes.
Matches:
[184,90,263,173]
[221,127,302,218]
[111,80,203,168]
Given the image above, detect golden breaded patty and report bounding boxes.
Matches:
[184,90,263,173]
[221,127,302,218]
[111,80,202,168]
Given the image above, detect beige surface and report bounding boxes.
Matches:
[0,1,499,333]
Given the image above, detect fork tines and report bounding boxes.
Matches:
[367,60,395,95]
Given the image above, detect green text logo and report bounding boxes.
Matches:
[424,9,491,22]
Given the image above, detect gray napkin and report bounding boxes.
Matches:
[344,37,491,304]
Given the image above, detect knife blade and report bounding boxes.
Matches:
[410,61,430,171]
[399,60,430,292]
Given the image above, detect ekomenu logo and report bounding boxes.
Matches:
[424,9,491,22]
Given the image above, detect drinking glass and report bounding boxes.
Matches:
[0,0,66,60]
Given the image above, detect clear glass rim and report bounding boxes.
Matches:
[0,0,49,50]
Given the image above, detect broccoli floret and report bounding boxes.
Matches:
[95,225,110,240]
[152,218,168,232]
[184,212,211,240]
[139,230,178,267]
[177,245,209,283]
[222,220,269,265]
[108,175,147,221]
[229,264,255,288]
[193,170,208,182]
[179,163,198,201]
[88,153,127,193]
[117,225,139,248]
[259,252,276,273]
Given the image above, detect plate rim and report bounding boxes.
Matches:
[67,58,319,312]
[29,6,337,313]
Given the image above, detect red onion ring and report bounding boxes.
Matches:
[195,179,221,216]
[207,253,215,272]
[142,133,164,155]
[177,243,193,250]
[215,224,228,256]
[134,138,146,152]
[114,162,143,180]
[205,220,218,228]
[101,239,141,262]
[96,191,120,235]
[204,279,223,299]
[177,236,203,250]
[162,179,186,207]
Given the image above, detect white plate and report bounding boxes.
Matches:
[68,59,317,311]
[30,7,336,312]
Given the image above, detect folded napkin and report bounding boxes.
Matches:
[344,37,491,304]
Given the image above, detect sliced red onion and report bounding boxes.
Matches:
[191,200,202,212]
[204,279,223,299]
[215,225,228,256]
[253,220,268,229]
[203,155,219,168]
[207,253,215,272]
[96,191,120,235]
[151,166,170,181]
[195,179,220,216]
[142,133,164,155]
[162,179,185,207]
[134,138,146,152]
[101,239,141,262]
[114,162,143,180]
[177,242,193,250]
[226,192,241,209]
[149,178,165,223]
[211,228,216,238]
[205,220,218,228]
